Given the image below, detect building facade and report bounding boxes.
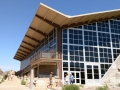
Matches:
[14,3,120,85]
[62,18,120,84]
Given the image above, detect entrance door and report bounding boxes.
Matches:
[63,71,81,84]
[86,64,100,84]
[69,72,81,84]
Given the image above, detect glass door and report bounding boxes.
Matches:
[86,64,100,84]
[69,72,81,84]
[63,71,83,84]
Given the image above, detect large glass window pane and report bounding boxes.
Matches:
[76,73,80,78]
[97,21,109,32]
[83,23,96,31]
[70,56,74,61]
[63,50,67,55]
[110,20,120,34]
[63,45,68,49]
[87,74,93,79]
[63,33,67,38]
[80,63,84,68]
[70,51,74,55]
[70,45,74,50]
[63,39,67,43]
[85,47,98,62]
[84,31,97,46]
[98,33,110,47]
[75,56,79,61]
[63,55,68,60]
[63,61,67,66]
[81,72,85,79]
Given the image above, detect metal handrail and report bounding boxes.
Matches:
[30,52,61,63]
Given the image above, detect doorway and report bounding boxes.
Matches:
[63,71,81,84]
[86,64,100,84]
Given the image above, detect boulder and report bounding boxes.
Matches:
[0,68,3,75]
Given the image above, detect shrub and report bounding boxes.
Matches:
[118,83,120,87]
[79,84,84,88]
[1,78,4,82]
[21,79,26,85]
[62,84,80,90]
[3,75,7,80]
[96,85,109,90]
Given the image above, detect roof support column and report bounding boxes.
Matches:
[29,68,34,89]
[56,27,62,79]
[56,27,62,57]
[37,63,39,78]
[56,63,59,78]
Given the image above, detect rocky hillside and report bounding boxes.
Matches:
[102,55,120,87]
[104,72,120,87]
[0,69,3,75]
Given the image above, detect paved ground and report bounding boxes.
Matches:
[0,76,29,90]
[0,76,120,90]
[0,76,55,90]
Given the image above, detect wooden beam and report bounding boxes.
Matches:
[29,27,47,37]
[16,54,25,58]
[61,22,83,29]
[14,56,23,59]
[17,52,27,56]
[88,19,97,24]
[35,14,59,28]
[61,15,120,29]
[40,62,56,65]
[18,49,29,54]
[20,45,32,51]
[22,41,35,48]
[14,58,22,61]
[14,56,23,60]
[25,35,40,43]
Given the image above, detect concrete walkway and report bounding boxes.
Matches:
[0,76,61,90]
[1,76,120,90]
[0,76,29,90]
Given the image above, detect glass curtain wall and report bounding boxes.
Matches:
[62,18,120,84]
[38,29,56,53]
[30,29,57,61]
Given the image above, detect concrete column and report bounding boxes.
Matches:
[59,61,62,79]
[37,64,39,78]
[57,63,59,77]
[30,69,34,89]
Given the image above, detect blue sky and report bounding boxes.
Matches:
[0,0,120,72]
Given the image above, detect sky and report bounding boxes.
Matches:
[0,0,120,72]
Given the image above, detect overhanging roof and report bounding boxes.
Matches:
[14,3,120,61]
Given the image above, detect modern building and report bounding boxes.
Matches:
[14,3,120,85]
